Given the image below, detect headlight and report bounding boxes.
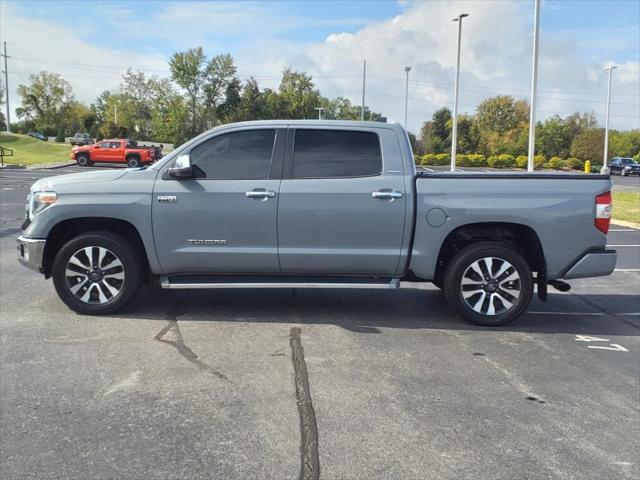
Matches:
[29,191,57,220]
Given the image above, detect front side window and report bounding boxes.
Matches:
[292,129,382,178]
[98,141,110,148]
[190,129,276,180]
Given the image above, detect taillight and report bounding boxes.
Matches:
[595,191,612,234]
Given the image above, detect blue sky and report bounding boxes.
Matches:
[1,0,639,132]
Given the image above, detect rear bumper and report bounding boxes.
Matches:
[16,236,46,273]
[563,249,617,279]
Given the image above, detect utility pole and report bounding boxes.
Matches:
[602,65,617,174]
[1,42,11,132]
[526,0,541,172]
[451,13,469,172]
[314,107,325,120]
[361,60,366,121]
[404,66,411,130]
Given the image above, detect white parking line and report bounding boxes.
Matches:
[607,245,640,247]
[527,311,640,316]
[615,268,640,272]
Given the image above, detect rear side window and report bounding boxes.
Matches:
[190,129,276,180]
[292,129,382,178]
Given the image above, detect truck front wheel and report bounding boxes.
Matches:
[52,232,143,315]
[443,242,533,326]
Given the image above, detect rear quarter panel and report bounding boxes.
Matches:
[408,175,612,280]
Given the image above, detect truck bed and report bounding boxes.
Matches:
[409,172,612,281]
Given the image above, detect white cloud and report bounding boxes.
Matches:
[1,0,638,133]
[0,2,168,122]
[300,0,639,132]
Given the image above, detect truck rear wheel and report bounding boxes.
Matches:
[126,156,141,168]
[52,232,143,315]
[443,242,533,326]
[76,154,91,166]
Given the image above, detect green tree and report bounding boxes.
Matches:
[431,107,451,141]
[610,129,640,158]
[570,128,606,163]
[16,71,74,132]
[169,47,207,136]
[277,68,322,119]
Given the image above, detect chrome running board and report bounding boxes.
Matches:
[160,276,400,290]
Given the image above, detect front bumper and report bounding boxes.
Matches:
[563,249,617,279]
[17,236,46,273]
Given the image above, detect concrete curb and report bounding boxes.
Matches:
[0,164,26,170]
[27,161,76,170]
[611,219,640,230]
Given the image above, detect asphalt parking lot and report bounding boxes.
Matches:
[1,165,639,480]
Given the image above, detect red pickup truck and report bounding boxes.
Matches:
[71,139,160,167]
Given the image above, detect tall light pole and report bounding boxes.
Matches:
[526,0,541,172]
[450,13,469,172]
[314,107,325,120]
[404,66,411,130]
[602,65,617,174]
[1,41,11,132]
[361,60,367,121]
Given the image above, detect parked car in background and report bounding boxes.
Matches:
[69,132,93,146]
[19,120,616,327]
[70,139,158,167]
[27,132,47,141]
[609,157,640,176]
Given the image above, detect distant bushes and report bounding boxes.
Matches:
[418,153,590,170]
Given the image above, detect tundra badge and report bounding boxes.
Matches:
[157,195,177,203]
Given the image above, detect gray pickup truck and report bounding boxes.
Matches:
[17,120,616,326]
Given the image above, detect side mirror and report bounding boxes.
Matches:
[94,144,100,148]
[168,154,194,179]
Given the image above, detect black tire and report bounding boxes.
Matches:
[443,241,533,326]
[52,232,143,315]
[127,156,141,168]
[76,153,90,167]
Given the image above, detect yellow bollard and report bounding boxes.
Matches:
[584,160,591,173]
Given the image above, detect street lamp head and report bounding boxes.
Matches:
[453,13,469,21]
[404,66,412,73]
[604,65,618,71]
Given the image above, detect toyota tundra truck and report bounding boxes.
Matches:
[17,120,616,326]
[71,138,157,168]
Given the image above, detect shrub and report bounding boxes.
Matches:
[534,155,546,169]
[515,155,528,169]
[459,154,486,167]
[487,154,515,168]
[55,129,65,143]
[420,153,436,165]
[565,157,583,170]
[547,156,566,170]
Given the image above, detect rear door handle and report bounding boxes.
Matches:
[372,190,403,199]
[246,189,276,199]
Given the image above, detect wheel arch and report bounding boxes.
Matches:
[434,222,546,299]
[43,217,150,280]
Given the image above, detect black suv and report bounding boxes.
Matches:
[609,157,640,176]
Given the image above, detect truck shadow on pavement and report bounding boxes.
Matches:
[114,285,639,337]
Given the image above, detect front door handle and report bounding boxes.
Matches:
[246,189,276,199]
[372,190,403,199]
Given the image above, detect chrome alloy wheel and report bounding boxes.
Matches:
[460,257,521,316]
[65,246,125,304]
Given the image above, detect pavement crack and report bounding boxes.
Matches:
[154,295,227,380]
[290,327,320,480]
